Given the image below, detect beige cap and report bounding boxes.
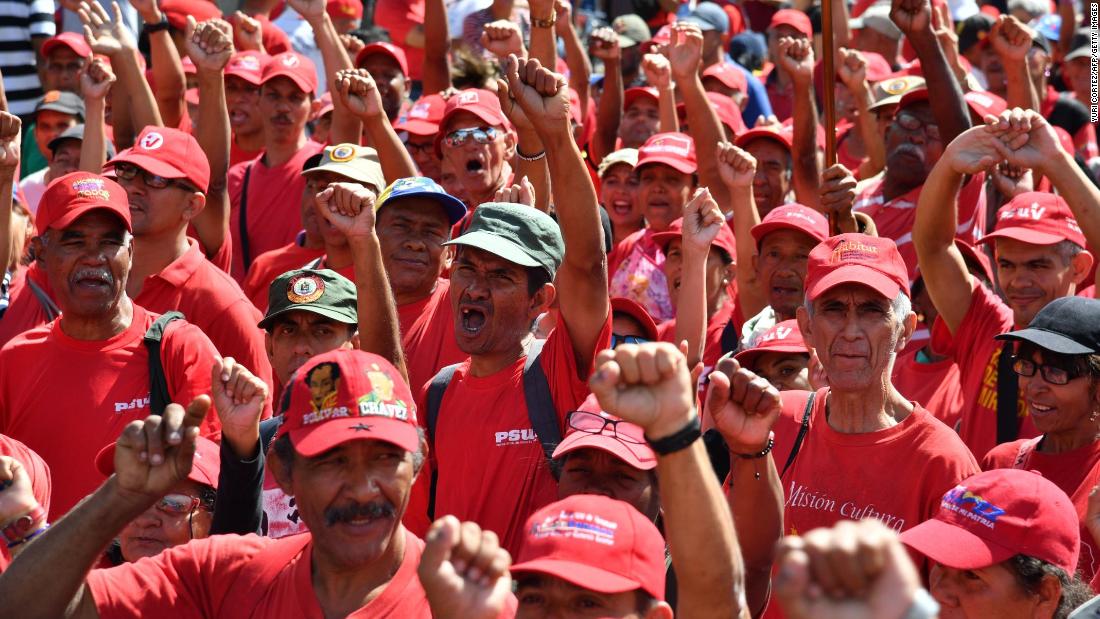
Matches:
[869,76,926,112]
[597,148,639,178]
[302,143,386,193]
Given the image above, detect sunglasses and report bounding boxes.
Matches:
[154,493,202,517]
[113,162,196,192]
[1012,357,1085,386]
[443,126,499,148]
[566,410,646,444]
[610,333,649,349]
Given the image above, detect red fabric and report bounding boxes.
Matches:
[0,305,221,518]
[853,172,986,281]
[930,280,1040,460]
[891,351,965,430]
[0,434,50,573]
[771,388,980,536]
[230,139,263,168]
[0,264,53,348]
[134,239,275,401]
[835,125,866,179]
[1042,86,1100,161]
[416,317,612,556]
[983,440,1100,584]
[87,530,433,618]
[228,143,325,282]
[373,0,425,81]
[398,279,465,395]
[243,241,327,312]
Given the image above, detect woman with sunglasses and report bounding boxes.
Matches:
[982,297,1100,586]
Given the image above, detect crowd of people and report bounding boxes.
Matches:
[0,0,1098,616]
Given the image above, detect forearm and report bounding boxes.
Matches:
[561,26,591,118]
[349,235,409,384]
[1044,150,1100,265]
[854,86,885,175]
[790,78,821,208]
[209,438,264,535]
[421,0,452,94]
[726,453,783,618]
[675,246,708,368]
[1003,61,1039,111]
[0,477,150,619]
[729,186,767,318]
[678,74,730,207]
[528,19,556,71]
[364,118,418,183]
[194,68,232,252]
[543,130,605,273]
[657,85,679,134]
[830,0,851,51]
[590,60,622,163]
[148,30,186,127]
[1058,0,1076,58]
[914,160,965,254]
[0,172,12,271]
[515,128,550,212]
[79,98,108,173]
[309,13,356,136]
[112,48,163,139]
[909,33,970,143]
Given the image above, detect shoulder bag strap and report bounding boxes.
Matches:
[239,164,254,272]
[144,311,185,416]
[996,341,1021,445]
[1011,436,1043,469]
[425,363,460,520]
[26,277,61,321]
[780,391,816,479]
[522,339,562,479]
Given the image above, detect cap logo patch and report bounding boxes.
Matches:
[1001,203,1046,221]
[760,326,793,343]
[644,135,692,156]
[941,485,1005,528]
[44,90,61,103]
[287,274,325,303]
[234,56,261,71]
[329,144,356,162]
[410,102,431,118]
[782,210,819,225]
[882,78,911,94]
[830,239,879,264]
[458,91,480,105]
[356,364,410,420]
[340,4,355,15]
[140,131,164,150]
[530,509,619,546]
[72,177,110,201]
[282,54,300,67]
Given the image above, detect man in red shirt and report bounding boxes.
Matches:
[225,51,269,167]
[417,57,611,556]
[436,88,518,210]
[0,349,435,618]
[914,109,1100,460]
[395,93,445,181]
[0,172,222,517]
[354,42,409,124]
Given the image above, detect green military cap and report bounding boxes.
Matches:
[258,268,358,329]
[444,202,564,277]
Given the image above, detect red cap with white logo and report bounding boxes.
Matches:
[395,94,446,136]
[702,62,747,93]
[274,349,419,457]
[636,132,697,174]
[225,50,267,86]
[37,172,132,232]
[106,126,211,193]
[354,41,409,77]
[750,203,829,247]
[261,52,318,94]
[805,233,910,300]
[552,394,656,471]
[651,215,737,260]
[734,319,808,368]
[980,191,1086,248]
[623,86,659,111]
[440,88,509,130]
[511,494,667,600]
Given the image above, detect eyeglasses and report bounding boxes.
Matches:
[113,162,195,192]
[443,126,499,148]
[565,410,646,444]
[610,333,649,349]
[892,111,940,141]
[1012,357,1084,386]
[403,140,435,155]
[154,493,201,517]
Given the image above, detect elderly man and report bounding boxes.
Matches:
[710,233,979,540]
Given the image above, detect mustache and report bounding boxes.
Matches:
[324,501,396,527]
[73,267,114,284]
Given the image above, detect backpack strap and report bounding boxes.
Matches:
[1011,436,1043,469]
[221,533,312,617]
[425,363,461,521]
[996,341,1021,445]
[780,391,816,479]
[522,339,562,479]
[144,311,185,416]
[239,164,255,273]
[719,317,739,356]
[26,277,60,322]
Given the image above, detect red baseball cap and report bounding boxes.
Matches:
[652,216,737,260]
[440,88,509,130]
[677,92,747,137]
[326,0,363,21]
[623,86,659,111]
[735,125,793,152]
[511,494,667,600]
[95,435,221,489]
[107,126,211,193]
[274,349,419,456]
[610,297,659,342]
[963,89,1007,120]
[750,203,829,247]
[225,50,267,86]
[901,469,1080,575]
[37,172,131,232]
[355,41,409,78]
[42,32,91,58]
[1052,126,1075,156]
[981,192,1086,248]
[552,394,656,470]
[702,62,747,93]
[805,233,910,300]
[636,132,697,175]
[395,94,446,136]
[160,0,221,31]
[261,51,318,94]
[313,91,334,120]
[734,319,808,367]
[769,9,813,38]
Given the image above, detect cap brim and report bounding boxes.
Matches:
[734,343,809,368]
[995,328,1097,355]
[36,103,83,117]
[288,417,420,457]
[552,432,657,470]
[900,518,1018,570]
[225,68,263,85]
[395,119,440,136]
[303,162,384,192]
[444,230,543,268]
[806,267,901,301]
[735,129,792,151]
[262,70,316,94]
[616,33,640,47]
[50,205,132,233]
[511,558,645,594]
[108,151,188,181]
[750,220,827,245]
[679,16,717,31]
[1065,47,1090,61]
[978,228,1067,247]
[378,190,467,225]
[636,156,696,175]
[258,304,357,330]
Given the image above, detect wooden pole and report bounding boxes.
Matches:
[820,0,839,235]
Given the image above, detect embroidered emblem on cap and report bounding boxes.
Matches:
[287,274,325,303]
[43,90,61,103]
[644,135,692,156]
[941,485,1006,528]
[530,509,619,546]
[140,131,164,150]
[72,177,110,200]
[234,55,261,71]
[759,326,793,343]
[830,239,879,263]
[282,54,300,67]
[329,144,356,162]
[410,102,431,118]
[356,364,409,421]
[458,91,480,105]
[882,78,912,95]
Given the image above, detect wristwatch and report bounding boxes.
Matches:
[144,16,170,33]
[1,504,47,548]
[532,14,556,28]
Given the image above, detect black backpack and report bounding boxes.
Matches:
[144,311,185,415]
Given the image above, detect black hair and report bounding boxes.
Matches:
[198,485,217,511]
[1014,341,1100,381]
[348,25,391,45]
[1007,554,1093,619]
[527,266,553,297]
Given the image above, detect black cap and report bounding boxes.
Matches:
[34,90,85,119]
[47,124,117,158]
[956,13,995,54]
[1065,28,1095,61]
[996,297,1100,355]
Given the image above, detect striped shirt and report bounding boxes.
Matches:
[0,0,55,117]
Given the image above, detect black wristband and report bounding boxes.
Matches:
[645,416,702,456]
[144,17,170,33]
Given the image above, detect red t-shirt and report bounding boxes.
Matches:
[983,439,1100,584]
[771,388,980,536]
[0,264,54,349]
[0,304,222,517]
[398,279,466,395]
[608,228,673,322]
[0,434,51,573]
[228,143,325,281]
[230,138,263,169]
[135,239,275,399]
[373,0,425,81]
[930,280,1039,460]
[854,172,986,281]
[243,240,326,312]
[87,530,433,618]
[891,351,965,430]
[416,318,612,556]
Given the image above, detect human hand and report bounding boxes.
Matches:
[777,36,814,86]
[210,357,268,458]
[1086,483,1100,548]
[80,56,116,101]
[493,176,536,206]
[0,112,22,175]
[819,164,858,221]
[836,48,867,91]
[232,11,265,52]
[0,456,39,527]
[704,355,782,453]
[986,107,1066,172]
[682,187,724,252]
[127,0,161,25]
[334,68,385,120]
[340,33,365,56]
[941,123,1011,175]
[990,15,1033,62]
[589,342,697,440]
[641,53,672,90]
[589,27,621,62]
[931,1,959,61]
[113,397,210,501]
[80,0,136,57]
[186,16,235,72]
[990,162,1034,198]
[418,516,513,619]
[314,180,379,239]
[667,22,703,81]
[554,0,573,37]
[716,141,756,188]
[498,54,571,138]
[286,0,325,24]
[754,114,782,130]
[775,519,922,619]
[481,20,526,59]
[890,0,932,36]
